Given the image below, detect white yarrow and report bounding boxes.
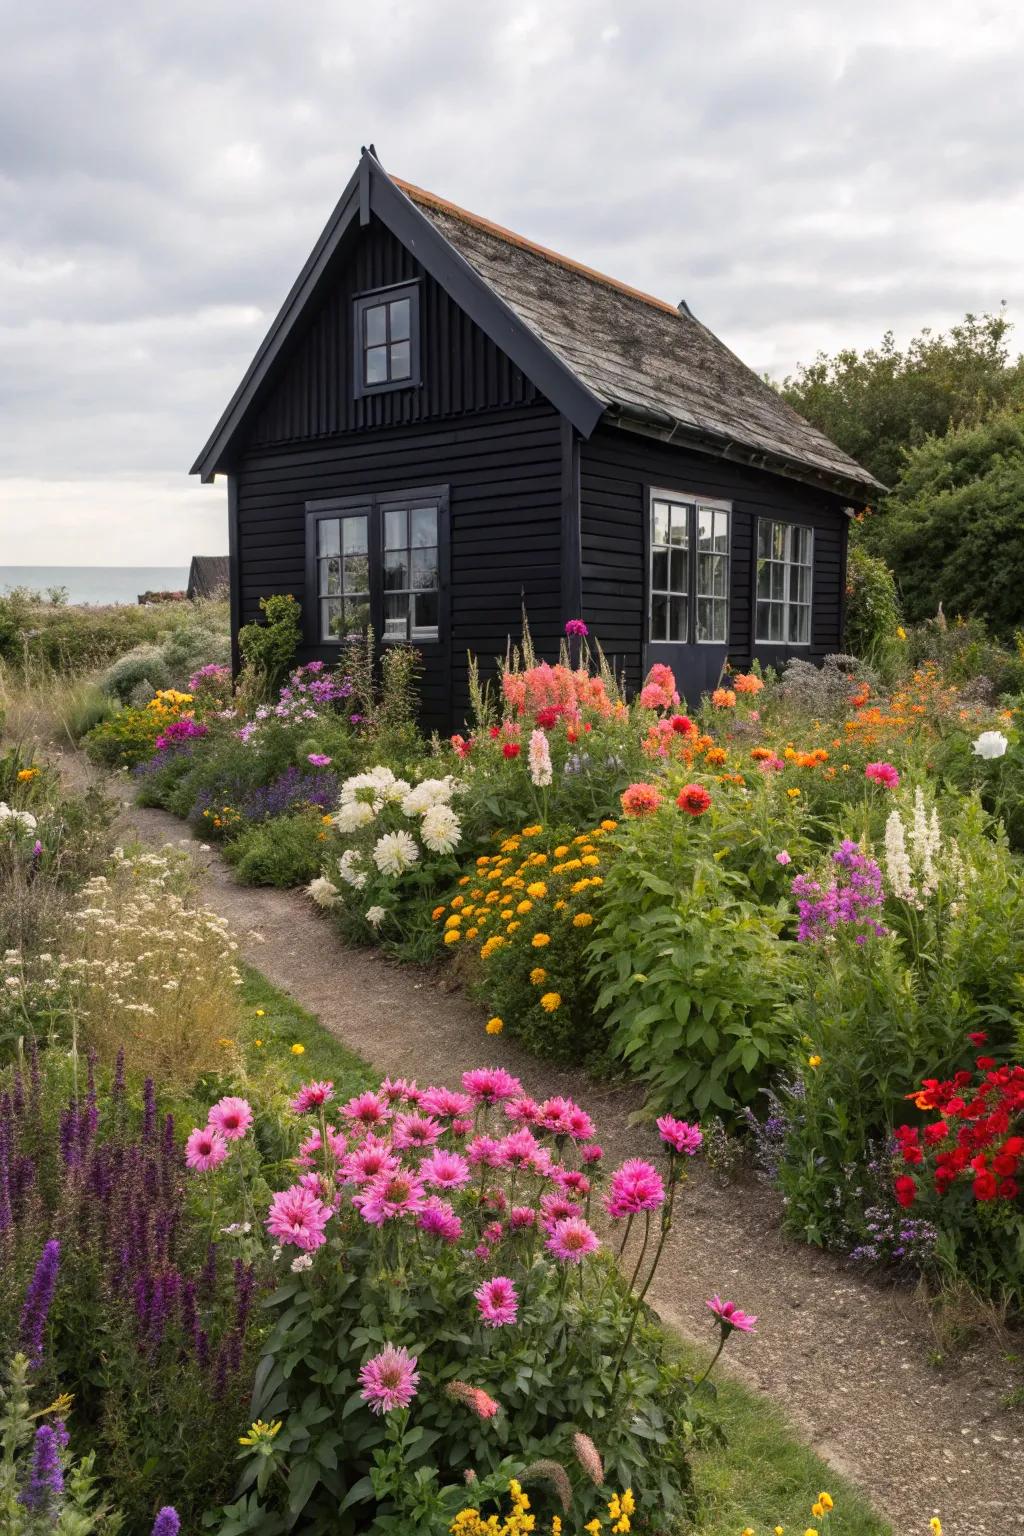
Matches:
[420,803,462,854]
[971,730,1009,760]
[372,829,420,877]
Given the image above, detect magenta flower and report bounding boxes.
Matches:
[391,1112,443,1150]
[418,1196,463,1243]
[509,1205,536,1229]
[580,1142,604,1164]
[207,1096,253,1141]
[554,1168,590,1196]
[185,1126,229,1172]
[354,1169,427,1226]
[565,619,589,637]
[419,1149,471,1190]
[307,752,332,767]
[504,1095,541,1125]
[776,850,791,866]
[358,1343,419,1414]
[340,1091,391,1129]
[545,1216,600,1264]
[466,1135,504,1168]
[605,1158,665,1217]
[463,1067,524,1104]
[289,1080,335,1114]
[419,1086,474,1118]
[380,1076,420,1104]
[540,1191,580,1230]
[340,1136,399,1186]
[706,1295,757,1334]
[538,1096,575,1135]
[865,761,900,789]
[498,1129,543,1171]
[296,1126,347,1167]
[475,1275,519,1327]
[565,1105,596,1141]
[266,1183,331,1251]
[656,1115,703,1156]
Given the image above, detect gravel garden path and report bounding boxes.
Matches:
[63,752,1020,1536]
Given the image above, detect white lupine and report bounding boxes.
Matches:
[884,809,916,901]
[420,803,462,854]
[528,729,553,787]
[372,830,419,877]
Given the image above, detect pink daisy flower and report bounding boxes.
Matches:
[266,1183,331,1250]
[466,1135,504,1168]
[419,1149,471,1190]
[605,1159,665,1217]
[450,1117,473,1137]
[509,1205,536,1230]
[185,1126,229,1171]
[539,1191,580,1231]
[391,1112,443,1150]
[580,1142,604,1164]
[207,1096,253,1141]
[545,1216,600,1264]
[538,1097,575,1135]
[296,1126,347,1168]
[482,1187,508,1214]
[419,1086,474,1119]
[358,1343,419,1414]
[354,1169,427,1226]
[339,1091,391,1130]
[418,1196,463,1243]
[379,1076,420,1104]
[462,1068,523,1105]
[289,1080,335,1115]
[565,1105,596,1141]
[555,1168,591,1197]
[706,1295,757,1334]
[475,1275,519,1327]
[504,1095,541,1125]
[498,1129,543,1171]
[339,1135,399,1186]
[656,1115,703,1156]
[446,1380,500,1419]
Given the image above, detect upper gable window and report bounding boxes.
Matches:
[353,281,421,397]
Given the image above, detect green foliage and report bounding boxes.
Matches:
[223,810,327,888]
[780,310,1024,489]
[99,645,171,703]
[0,591,229,677]
[237,595,302,695]
[843,542,903,671]
[82,705,165,768]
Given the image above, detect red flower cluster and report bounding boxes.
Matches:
[894,1049,1024,1208]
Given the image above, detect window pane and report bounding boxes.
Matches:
[670,595,688,641]
[790,605,810,644]
[384,593,409,640]
[384,508,406,551]
[651,592,668,641]
[343,553,369,592]
[317,519,340,557]
[770,562,785,600]
[668,506,689,546]
[365,305,387,346]
[714,514,729,553]
[320,556,342,597]
[756,600,770,641]
[772,522,786,561]
[652,500,670,548]
[321,599,342,641]
[757,522,771,560]
[365,346,388,384]
[389,298,411,342]
[411,506,437,547]
[343,598,371,634]
[383,551,408,591]
[670,547,687,592]
[389,340,411,379]
[413,589,439,638]
[651,548,668,592]
[697,552,712,596]
[715,555,728,597]
[343,516,368,555]
[697,507,714,550]
[791,565,809,605]
[756,562,771,600]
[794,526,813,565]
[411,547,438,589]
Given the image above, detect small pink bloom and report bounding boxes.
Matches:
[475,1275,519,1327]
[266,1183,331,1251]
[706,1295,757,1334]
[451,1117,473,1137]
[358,1343,419,1414]
[466,1135,504,1168]
[509,1205,536,1230]
[538,1097,575,1135]
[605,1158,665,1216]
[296,1126,347,1168]
[545,1216,600,1264]
[418,1195,463,1243]
[207,1096,253,1141]
[340,1135,399,1186]
[865,761,900,789]
[775,850,791,866]
[580,1142,604,1164]
[554,1168,590,1196]
[391,1112,442,1150]
[340,1091,391,1129]
[446,1380,501,1419]
[289,1080,335,1115]
[380,1076,419,1104]
[564,619,589,637]
[565,1105,596,1141]
[540,1191,580,1230]
[463,1068,524,1104]
[504,1095,541,1125]
[419,1086,474,1119]
[419,1149,471,1190]
[656,1115,703,1156]
[354,1169,427,1226]
[498,1129,543,1171]
[185,1126,229,1171]
[307,753,332,767]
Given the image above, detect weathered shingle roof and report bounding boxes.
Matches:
[186,554,230,600]
[395,179,882,499]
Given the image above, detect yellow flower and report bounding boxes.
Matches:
[500,838,520,853]
[255,1008,265,1017]
[808,1054,822,1068]
[804,1529,819,1536]
[775,1528,785,1535]
[526,881,547,899]
[812,1505,824,1518]
[485,1016,504,1035]
[570,878,591,894]
[458,875,471,886]
[897,625,907,640]
[929,1520,942,1535]
[572,912,594,928]
[476,855,491,866]
[516,899,533,915]
[253,1039,264,1047]
[466,926,478,939]
[585,1523,602,1536]
[600,819,618,831]
[451,895,465,909]
[445,914,462,929]
[485,890,501,904]
[532,933,551,948]
[540,992,561,1012]
[444,929,461,945]
[529,851,548,865]
[17,767,39,782]
[521,824,542,837]
[581,854,600,867]
[36,1390,74,1418]
[480,936,505,959]
[507,920,520,933]
[552,1520,562,1536]
[239,1418,282,1446]
[787,787,801,798]
[742,1529,756,1536]
[290,1043,305,1055]
[432,905,446,920]
[818,1494,833,1512]
[529,967,547,985]
[321,813,333,824]
[554,899,567,910]
[554,844,570,857]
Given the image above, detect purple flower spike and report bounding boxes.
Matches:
[151,1509,181,1536]
[20,1239,60,1366]
[19,1423,63,1514]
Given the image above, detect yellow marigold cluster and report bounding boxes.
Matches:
[450,1478,536,1535]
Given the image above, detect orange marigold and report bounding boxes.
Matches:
[711,688,736,709]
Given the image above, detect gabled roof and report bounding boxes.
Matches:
[186,554,230,600]
[192,150,882,500]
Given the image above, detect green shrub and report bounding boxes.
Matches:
[223,809,327,887]
[843,542,903,672]
[237,593,302,694]
[100,645,171,702]
[82,706,165,768]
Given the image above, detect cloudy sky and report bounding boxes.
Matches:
[3,0,1023,565]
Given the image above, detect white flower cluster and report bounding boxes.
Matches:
[0,802,37,832]
[884,787,965,906]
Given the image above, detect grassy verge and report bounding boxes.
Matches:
[235,963,375,1097]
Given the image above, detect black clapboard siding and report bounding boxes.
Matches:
[579,426,850,693]
[235,404,564,732]
[248,218,538,446]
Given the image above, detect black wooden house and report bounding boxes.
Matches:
[192,149,882,729]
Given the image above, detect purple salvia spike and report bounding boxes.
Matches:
[113,1048,126,1104]
[195,1327,210,1372]
[19,1239,60,1366]
[19,1422,63,1514]
[199,1242,217,1299]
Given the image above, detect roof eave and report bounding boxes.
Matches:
[603,402,885,504]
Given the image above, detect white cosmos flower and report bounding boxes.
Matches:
[420,803,462,854]
[332,800,375,832]
[365,905,387,928]
[372,830,419,877]
[971,730,1009,760]
[306,876,341,908]
[337,849,367,889]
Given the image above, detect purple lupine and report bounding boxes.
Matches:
[212,1339,229,1399]
[12,1154,36,1207]
[0,1151,11,1235]
[151,1509,181,1536]
[20,1240,60,1365]
[199,1242,217,1300]
[134,1272,151,1341]
[18,1423,63,1514]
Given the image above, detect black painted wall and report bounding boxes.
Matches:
[579,426,850,698]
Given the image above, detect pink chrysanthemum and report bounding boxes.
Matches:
[555,1168,590,1197]
[446,1380,501,1419]
[498,1129,543,1171]
[656,1115,703,1156]
[605,1158,665,1217]
[379,1076,419,1104]
[865,761,900,789]
[340,1091,391,1130]
[565,1105,596,1141]
[509,1205,536,1230]
[207,1096,253,1141]
[540,1191,580,1231]
[466,1135,504,1168]
[504,1095,541,1125]
[450,1117,473,1138]
[418,1196,463,1243]
[463,1068,524,1104]
[391,1112,443,1150]
[354,1169,427,1226]
[580,1142,604,1164]
[296,1126,347,1168]
[185,1126,229,1171]
[419,1149,471,1190]
[538,1097,575,1135]
[545,1216,600,1264]
[289,1080,335,1115]
[706,1295,758,1334]
[358,1343,419,1414]
[339,1135,399,1186]
[475,1275,519,1327]
[266,1183,331,1251]
[419,1086,474,1119]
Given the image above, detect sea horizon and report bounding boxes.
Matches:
[0,564,201,606]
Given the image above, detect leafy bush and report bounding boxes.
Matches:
[83,689,194,768]
[0,591,229,676]
[843,542,903,672]
[237,594,303,695]
[223,809,328,888]
[100,645,172,703]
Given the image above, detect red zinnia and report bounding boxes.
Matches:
[502,742,521,759]
[670,714,692,735]
[676,783,712,817]
[893,1175,917,1208]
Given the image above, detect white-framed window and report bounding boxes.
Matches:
[649,491,731,644]
[382,502,440,642]
[755,519,813,645]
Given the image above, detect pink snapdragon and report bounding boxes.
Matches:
[656,1115,703,1157]
[266,1183,331,1251]
[545,1216,600,1264]
[289,1080,335,1115]
[207,1096,253,1141]
[185,1126,229,1172]
[358,1344,419,1414]
[475,1275,519,1327]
